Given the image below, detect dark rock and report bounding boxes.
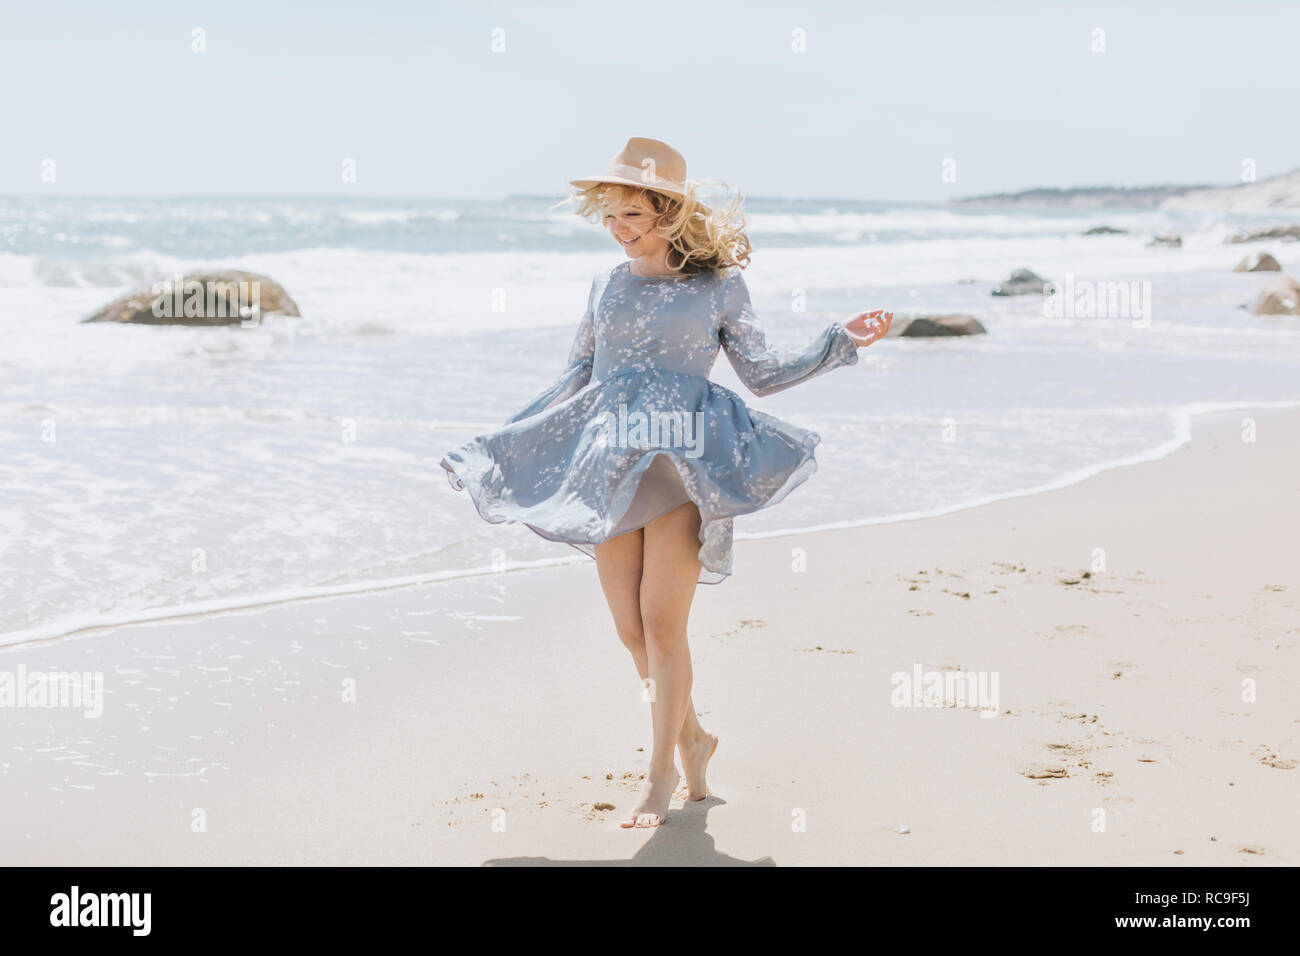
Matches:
[1148,233,1182,247]
[895,314,987,337]
[991,269,1049,296]
[82,271,301,326]
[1233,251,1282,273]
[1083,225,1127,235]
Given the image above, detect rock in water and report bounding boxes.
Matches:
[1083,225,1127,235]
[1249,275,1300,315]
[991,269,1049,296]
[82,271,301,326]
[1225,225,1300,244]
[896,314,987,337]
[1233,251,1282,273]
[1148,233,1182,247]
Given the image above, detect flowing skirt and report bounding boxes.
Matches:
[440,367,823,584]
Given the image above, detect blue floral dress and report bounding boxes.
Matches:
[441,260,859,584]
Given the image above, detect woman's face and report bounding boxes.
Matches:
[602,192,668,260]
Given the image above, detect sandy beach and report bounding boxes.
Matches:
[3,403,1297,866]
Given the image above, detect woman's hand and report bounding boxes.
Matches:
[843,309,894,347]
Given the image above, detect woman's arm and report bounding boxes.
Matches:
[717,267,863,398]
[501,277,599,425]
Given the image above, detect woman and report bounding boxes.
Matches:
[441,137,892,828]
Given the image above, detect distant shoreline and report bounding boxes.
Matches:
[953,166,1300,212]
[949,183,1208,209]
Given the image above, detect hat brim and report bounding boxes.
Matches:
[569,175,686,198]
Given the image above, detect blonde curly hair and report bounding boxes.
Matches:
[555,180,753,275]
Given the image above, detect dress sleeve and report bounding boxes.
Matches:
[717,267,859,398]
[501,277,598,425]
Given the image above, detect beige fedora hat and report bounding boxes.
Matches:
[569,137,691,198]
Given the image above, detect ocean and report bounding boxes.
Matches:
[3,194,1298,645]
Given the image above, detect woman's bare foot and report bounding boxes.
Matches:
[619,768,680,828]
[675,731,718,801]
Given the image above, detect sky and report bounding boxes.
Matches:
[2,0,1297,200]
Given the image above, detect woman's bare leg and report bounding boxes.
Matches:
[606,500,705,827]
[593,525,716,805]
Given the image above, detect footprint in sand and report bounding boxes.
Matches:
[1019,765,1070,781]
[574,801,618,822]
[716,619,767,639]
[1046,741,1089,757]
[1043,737,1106,777]
[1251,745,1297,770]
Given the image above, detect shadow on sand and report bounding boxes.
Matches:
[481,796,776,867]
